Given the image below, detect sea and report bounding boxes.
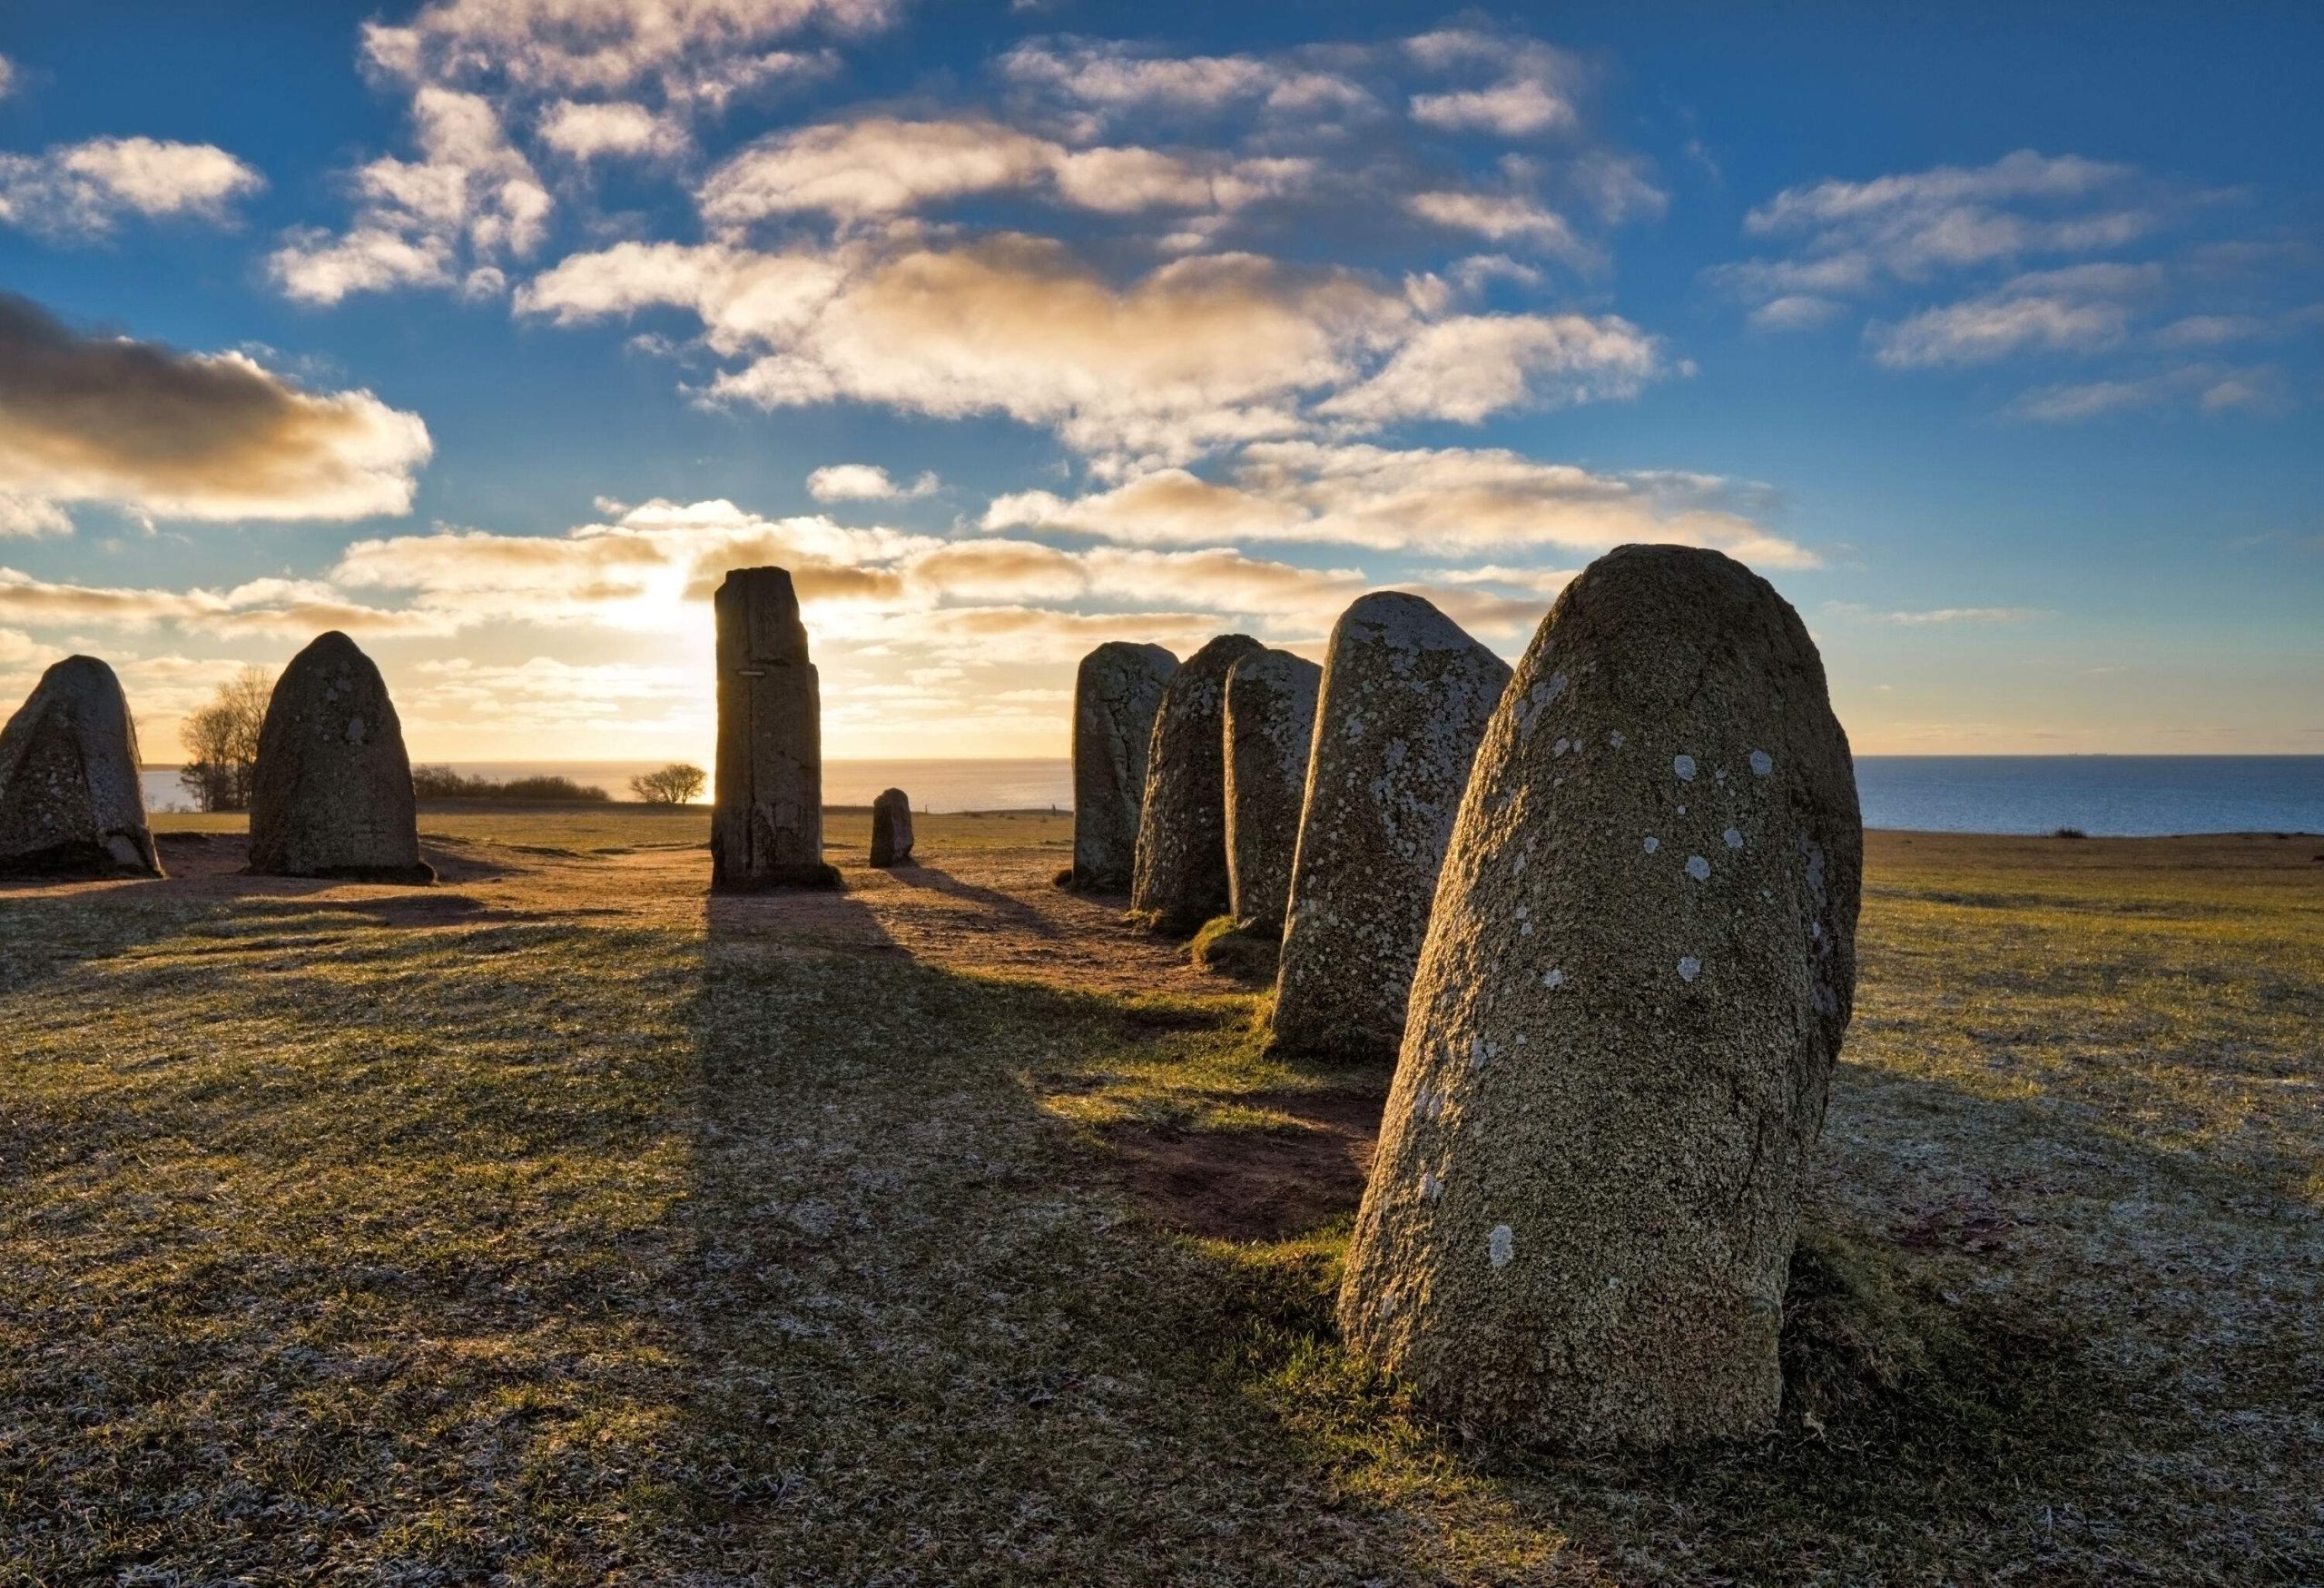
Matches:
[139,755,2324,837]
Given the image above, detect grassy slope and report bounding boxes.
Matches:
[0,819,2316,1583]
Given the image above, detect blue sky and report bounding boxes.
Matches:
[1,0,2318,761]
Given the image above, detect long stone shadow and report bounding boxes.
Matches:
[673,898,1482,1582]
[879,861,1065,941]
[5,854,2304,1581]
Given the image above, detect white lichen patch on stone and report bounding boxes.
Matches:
[1541,967,1564,989]
[1724,827,1744,850]
[1673,754,1697,781]
[1750,749,1774,776]
[1677,954,1701,982]
[1420,1170,1442,1201]
[1487,1224,1514,1269]
[1686,854,1711,882]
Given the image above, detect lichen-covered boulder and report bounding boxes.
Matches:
[1270,594,1510,1060]
[1338,544,1863,1449]
[249,632,433,883]
[712,567,839,890]
[1128,633,1264,933]
[1223,648,1320,936]
[0,656,162,879]
[871,787,914,867]
[1069,642,1177,890]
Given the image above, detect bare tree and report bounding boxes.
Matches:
[630,762,707,804]
[178,666,273,813]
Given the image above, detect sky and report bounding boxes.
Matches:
[0,0,2319,764]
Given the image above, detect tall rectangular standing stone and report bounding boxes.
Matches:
[712,567,839,891]
[1068,642,1177,891]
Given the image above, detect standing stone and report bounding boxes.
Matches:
[1270,594,1511,1060]
[711,567,838,891]
[1338,544,1863,1449]
[1068,642,1177,890]
[1128,633,1264,933]
[0,656,162,879]
[1223,648,1320,936]
[249,632,433,883]
[870,787,914,867]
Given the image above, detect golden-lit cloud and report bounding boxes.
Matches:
[527,235,1664,461]
[0,293,432,523]
[986,441,1817,567]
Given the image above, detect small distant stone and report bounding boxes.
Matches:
[1677,954,1701,981]
[870,787,914,867]
[1673,754,1697,781]
[1686,855,1711,882]
[1643,835,1659,853]
[1725,827,1745,850]
[1750,749,1775,776]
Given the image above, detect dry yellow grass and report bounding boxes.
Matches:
[0,814,2316,1582]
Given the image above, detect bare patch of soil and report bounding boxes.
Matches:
[1109,1085,1388,1242]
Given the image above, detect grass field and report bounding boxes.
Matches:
[1,811,2317,1583]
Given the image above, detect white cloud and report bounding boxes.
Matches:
[0,292,432,524]
[360,0,883,101]
[997,37,1374,125]
[696,114,1309,223]
[1748,294,1845,332]
[1869,262,2162,368]
[2002,362,2292,422]
[1403,28,1581,137]
[1410,80,1574,137]
[516,239,848,350]
[271,86,550,304]
[538,100,689,161]
[1713,151,2155,318]
[0,137,264,240]
[1403,190,1593,264]
[0,494,72,538]
[1316,312,1660,425]
[806,463,938,500]
[0,54,15,101]
[985,440,1817,567]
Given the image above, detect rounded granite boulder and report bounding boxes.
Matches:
[1269,594,1510,1060]
[249,632,433,883]
[0,656,162,879]
[1337,544,1863,1449]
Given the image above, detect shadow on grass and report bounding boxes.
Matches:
[882,861,1068,941]
[0,863,2297,1583]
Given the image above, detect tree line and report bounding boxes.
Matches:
[176,669,705,812]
